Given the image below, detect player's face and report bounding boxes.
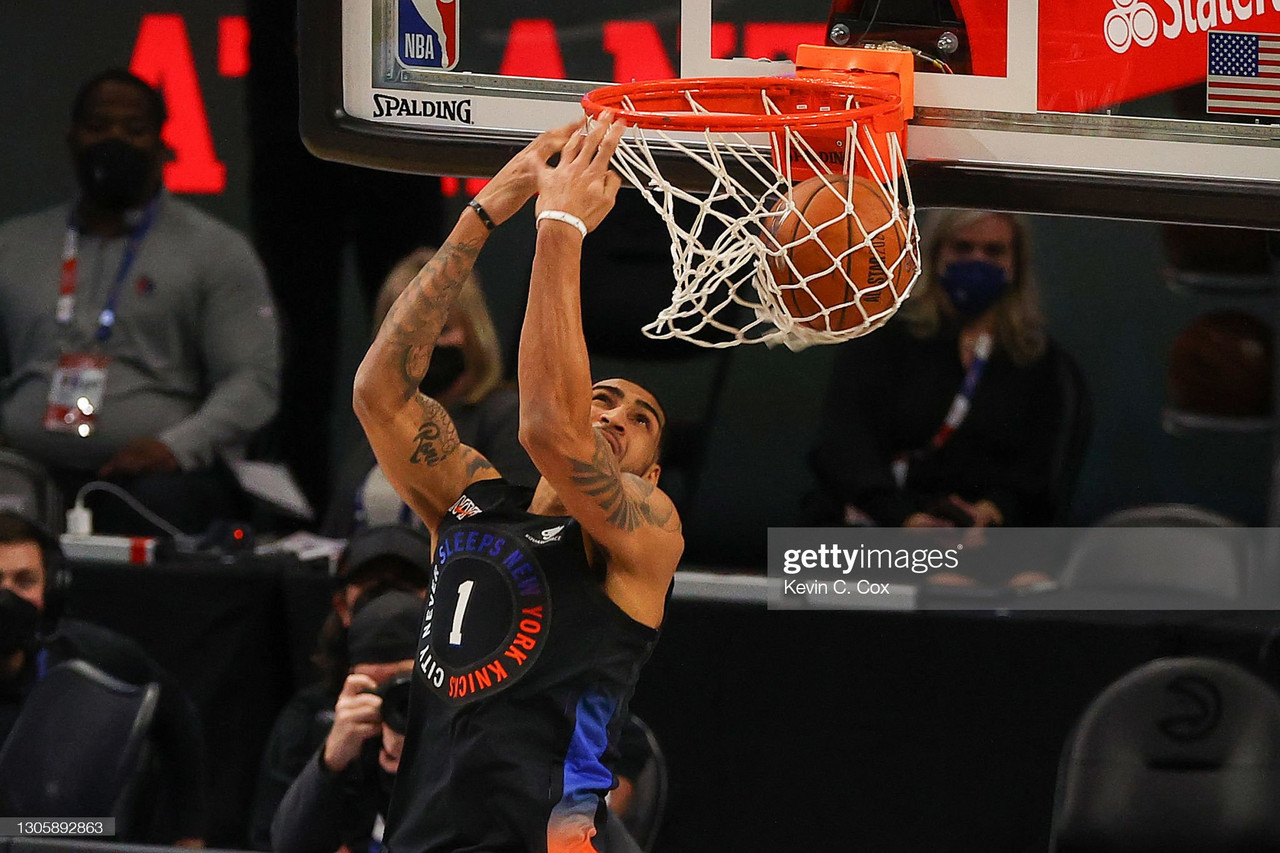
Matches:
[0,542,46,612]
[590,379,665,478]
[938,215,1017,282]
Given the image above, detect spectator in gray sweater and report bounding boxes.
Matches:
[0,69,279,534]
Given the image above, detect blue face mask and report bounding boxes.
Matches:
[938,260,1009,317]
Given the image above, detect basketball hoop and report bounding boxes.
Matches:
[581,48,920,349]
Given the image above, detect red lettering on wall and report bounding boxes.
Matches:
[440,177,490,198]
[603,22,742,80]
[218,16,250,78]
[499,20,567,79]
[742,23,826,62]
[711,22,738,59]
[129,14,226,194]
[603,22,676,82]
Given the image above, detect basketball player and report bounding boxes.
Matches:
[352,112,682,852]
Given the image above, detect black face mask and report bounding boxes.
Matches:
[419,345,467,398]
[74,138,156,210]
[0,589,39,656]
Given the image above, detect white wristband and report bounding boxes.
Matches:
[536,210,588,239]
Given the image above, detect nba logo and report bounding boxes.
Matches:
[398,0,458,70]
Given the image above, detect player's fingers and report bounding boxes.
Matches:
[534,123,579,164]
[538,119,581,150]
[603,170,623,200]
[578,113,615,171]
[560,122,586,164]
[596,116,627,167]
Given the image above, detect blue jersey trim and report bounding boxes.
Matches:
[562,689,619,800]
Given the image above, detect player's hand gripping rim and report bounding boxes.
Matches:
[535,111,626,234]
[470,120,579,228]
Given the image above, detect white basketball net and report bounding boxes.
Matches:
[594,86,921,350]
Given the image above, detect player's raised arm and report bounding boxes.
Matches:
[353,121,577,531]
[517,113,683,608]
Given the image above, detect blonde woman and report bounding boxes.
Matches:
[323,248,537,534]
[809,210,1083,581]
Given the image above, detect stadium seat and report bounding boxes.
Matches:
[1052,656,1280,852]
[0,660,159,835]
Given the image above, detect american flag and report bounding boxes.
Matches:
[1207,30,1280,116]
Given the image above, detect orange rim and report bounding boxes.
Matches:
[581,76,901,133]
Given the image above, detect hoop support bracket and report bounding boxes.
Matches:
[795,45,915,122]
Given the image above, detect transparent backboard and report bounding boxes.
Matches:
[299,0,1280,226]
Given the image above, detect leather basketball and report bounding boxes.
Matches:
[768,175,914,333]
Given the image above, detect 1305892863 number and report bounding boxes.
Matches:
[1,818,115,837]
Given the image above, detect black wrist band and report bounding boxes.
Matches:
[467,199,497,231]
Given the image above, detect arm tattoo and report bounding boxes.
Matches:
[409,395,460,466]
[568,435,676,531]
[382,239,482,400]
[464,452,497,478]
[631,477,677,530]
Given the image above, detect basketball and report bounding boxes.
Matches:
[767,175,915,333]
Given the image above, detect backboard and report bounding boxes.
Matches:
[298,0,1280,226]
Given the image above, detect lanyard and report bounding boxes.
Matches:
[928,330,993,452]
[58,200,157,343]
[892,331,993,487]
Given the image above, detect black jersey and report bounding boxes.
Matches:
[386,479,660,853]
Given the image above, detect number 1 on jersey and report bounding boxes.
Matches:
[449,579,475,646]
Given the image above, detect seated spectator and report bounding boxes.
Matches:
[269,589,421,853]
[0,511,208,844]
[322,248,537,536]
[808,210,1075,585]
[247,525,432,849]
[0,69,280,535]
